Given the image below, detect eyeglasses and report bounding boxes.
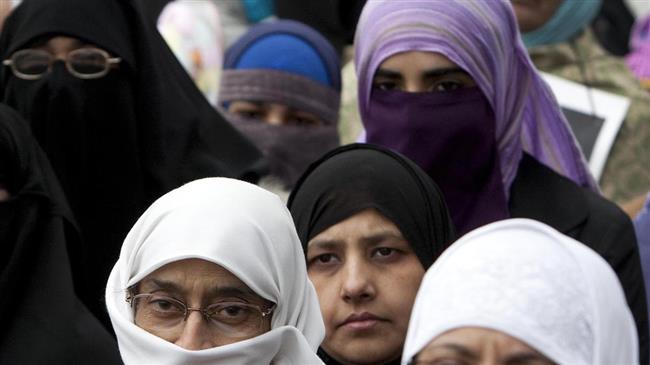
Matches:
[127,293,275,339]
[3,48,121,80]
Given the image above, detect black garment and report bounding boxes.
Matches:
[289,143,455,274]
[510,153,649,364]
[0,104,122,364]
[591,0,635,56]
[317,347,401,365]
[288,144,455,365]
[274,0,366,55]
[0,0,264,328]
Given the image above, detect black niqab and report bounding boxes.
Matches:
[288,143,455,270]
[0,0,264,327]
[0,104,121,364]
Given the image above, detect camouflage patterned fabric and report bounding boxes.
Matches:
[530,29,650,204]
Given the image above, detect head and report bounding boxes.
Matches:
[412,327,555,365]
[106,178,324,363]
[511,0,603,48]
[402,219,638,365]
[511,0,563,33]
[354,0,596,203]
[218,20,341,189]
[289,144,454,364]
[128,258,274,350]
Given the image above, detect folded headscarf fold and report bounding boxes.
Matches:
[106,178,325,365]
[522,0,603,48]
[354,0,597,196]
[402,219,638,365]
[288,143,455,269]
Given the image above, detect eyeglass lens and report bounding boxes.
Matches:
[11,49,111,78]
[132,294,270,339]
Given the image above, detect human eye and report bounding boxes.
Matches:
[372,247,398,258]
[146,295,184,314]
[372,79,399,91]
[307,253,341,269]
[210,303,254,324]
[431,80,463,92]
[229,102,264,120]
[286,112,321,127]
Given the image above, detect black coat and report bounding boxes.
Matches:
[510,153,648,364]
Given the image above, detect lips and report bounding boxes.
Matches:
[339,312,385,331]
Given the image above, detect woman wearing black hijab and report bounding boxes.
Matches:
[0,104,121,364]
[288,143,455,365]
[0,0,264,327]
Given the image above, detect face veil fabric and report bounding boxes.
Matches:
[288,143,455,270]
[402,219,638,365]
[105,178,324,365]
[0,0,264,326]
[0,104,121,364]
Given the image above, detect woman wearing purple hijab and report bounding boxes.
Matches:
[354,0,647,362]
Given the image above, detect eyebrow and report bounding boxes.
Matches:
[422,67,469,78]
[430,343,479,360]
[360,231,407,247]
[505,352,555,365]
[146,279,258,301]
[374,68,403,79]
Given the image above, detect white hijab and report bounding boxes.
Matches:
[105,178,325,365]
[402,219,638,365]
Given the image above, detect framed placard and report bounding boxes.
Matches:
[541,72,630,181]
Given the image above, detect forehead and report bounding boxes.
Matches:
[378,51,458,73]
[308,208,404,247]
[419,327,546,356]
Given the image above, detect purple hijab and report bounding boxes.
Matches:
[354,0,597,196]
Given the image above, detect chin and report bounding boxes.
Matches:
[324,336,402,365]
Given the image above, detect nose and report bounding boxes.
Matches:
[340,257,376,303]
[264,104,288,126]
[174,311,215,350]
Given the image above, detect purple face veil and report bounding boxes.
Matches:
[354,0,597,197]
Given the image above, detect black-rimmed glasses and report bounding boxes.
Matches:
[3,48,121,80]
[127,293,275,339]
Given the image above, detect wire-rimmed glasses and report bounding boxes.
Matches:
[127,293,275,339]
[3,48,121,80]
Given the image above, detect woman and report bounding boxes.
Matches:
[0,104,121,364]
[513,0,650,204]
[220,20,341,194]
[106,178,324,364]
[289,144,455,365]
[403,219,638,365]
[354,1,647,358]
[0,0,263,326]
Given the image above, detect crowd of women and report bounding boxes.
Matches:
[1,0,649,364]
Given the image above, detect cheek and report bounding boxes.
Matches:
[378,259,425,323]
[308,272,340,330]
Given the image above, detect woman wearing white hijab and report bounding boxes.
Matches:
[105,178,325,365]
[403,219,638,365]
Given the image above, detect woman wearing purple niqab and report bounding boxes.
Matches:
[354,0,647,361]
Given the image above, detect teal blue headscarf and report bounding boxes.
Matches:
[522,0,603,48]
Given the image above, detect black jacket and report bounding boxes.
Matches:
[510,154,648,364]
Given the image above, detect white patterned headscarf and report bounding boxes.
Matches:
[402,219,638,365]
[106,178,325,365]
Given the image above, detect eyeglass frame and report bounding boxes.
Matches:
[2,47,122,81]
[126,292,276,326]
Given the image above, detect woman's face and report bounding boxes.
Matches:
[511,0,563,33]
[372,51,476,93]
[412,327,555,365]
[228,101,323,127]
[306,208,425,364]
[130,258,274,350]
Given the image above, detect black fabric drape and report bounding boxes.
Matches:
[288,143,455,270]
[274,0,366,55]
[0,104,122,364]
[0,0,264,327]
[590,0,635,56]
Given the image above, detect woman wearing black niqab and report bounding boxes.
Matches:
[0,104,122,364]
[288,143,455,365]
[0,0,264,327]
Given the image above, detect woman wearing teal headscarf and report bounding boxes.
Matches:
[512,0,650,207]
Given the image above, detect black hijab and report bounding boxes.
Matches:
[288,143,455,271]
[0,0,264,326]
[0,104,122,364]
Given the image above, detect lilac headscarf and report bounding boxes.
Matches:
[355,0,597,195]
